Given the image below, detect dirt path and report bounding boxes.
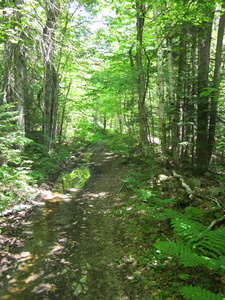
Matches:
[0,143,140,300]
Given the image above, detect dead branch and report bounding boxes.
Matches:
[207,215,225,230]
[172,170,193,201]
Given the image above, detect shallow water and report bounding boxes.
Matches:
[0,149,132,300]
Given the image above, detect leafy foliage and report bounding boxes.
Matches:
[56,167,90,192]
[0,103,33,210]
[179,285,224,300]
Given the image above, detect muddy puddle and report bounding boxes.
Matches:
[0,148,134,300]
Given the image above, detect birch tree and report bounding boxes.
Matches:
[208,3,225,162]
[153,4,166,154]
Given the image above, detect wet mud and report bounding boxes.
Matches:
[0,145,135,300]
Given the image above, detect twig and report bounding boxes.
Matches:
[117,184,124,194]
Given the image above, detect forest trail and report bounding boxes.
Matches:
[0,143,141,300]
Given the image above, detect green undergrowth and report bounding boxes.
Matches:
[0,139,75,212]
[108,140,225,299]
[0,103,35,212]
[55,166,90,192]
[0,126,112,212]
[25,141,76,185]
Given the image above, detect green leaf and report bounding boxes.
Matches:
[73,284,83,296]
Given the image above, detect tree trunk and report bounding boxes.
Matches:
[135,1,149,148]
[195,17,213,174]
[14,43,26,135]
[13,0,28,145]
[2,41,14,105]
[58,82,71,144]
[167,36,179,168]
[189,26,197,166]
[43,0,59,147]
[128,47,137,137]
[208,3,225,161]
[153,4,167,154]
[177,25,187,159]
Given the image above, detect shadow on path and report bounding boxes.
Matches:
[0,144,134,300]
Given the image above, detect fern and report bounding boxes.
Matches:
[158,208,182,221]
[171,218,206,242]
[153,240,217,268]
[192,227,225,258]
[179,285,223,300]
[153,210,225,299]
[184,206,203,221]
[169,218,225,259]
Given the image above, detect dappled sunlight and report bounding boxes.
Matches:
[83,191,109,199]
[31,283,56,294]
[0,145,136,299]
[24,273,40,284]
[47,244,64,256]
[43,191,72,202]
[102,151,116,160]
[5,251,43,296]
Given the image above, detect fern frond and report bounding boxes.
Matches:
[153,241,206,267]
[159,208,182,220]
[184,206,203,221]
[193,227,225,258]
[153,240,179,256]
[179,285,223,300]
[170,218,225,260]
[179,251,206,267]
[153,241,219,268]
[171,218,206,242]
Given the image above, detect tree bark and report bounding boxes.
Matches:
[177,25,187,159]
[58,82,71,144]
[128,47,136,137]
[195,17,213,174]
[208,3,225,161]
[135,1,149,148]
[2,41,14,105]
[13,0,28,145]
[43,0,59,147]
[167,36,179,168]
[153,4,167,154]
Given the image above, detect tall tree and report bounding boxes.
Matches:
[42,0,59,146]
[208,3,225,162]
[13,0,27,137]
[167,35,179,168]
[196,18,214,173]
[135,0,149,148]
[153,3,167,154]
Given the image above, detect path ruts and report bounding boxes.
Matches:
[0,144,134,300]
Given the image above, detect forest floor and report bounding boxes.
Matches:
[0,142,225,299]
[0,142,159,299]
